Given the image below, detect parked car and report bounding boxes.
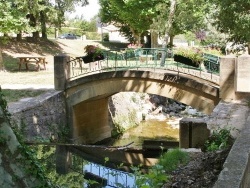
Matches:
[58,33,77,39]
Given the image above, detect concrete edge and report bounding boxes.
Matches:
[213,115,250,188]
[7,90,61,113]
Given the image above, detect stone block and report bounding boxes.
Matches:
[236,55,250,92]
[179,119,191,148]
[191,120,210,148]
[219,56,236,100]
[180,118,210,148]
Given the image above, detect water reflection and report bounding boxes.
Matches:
[33,119,179,187]
[83,163,136,188]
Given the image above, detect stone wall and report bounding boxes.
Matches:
[0,91,55,187]
[8,90,67,142]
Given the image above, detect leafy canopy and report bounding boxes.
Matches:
[209,0,250,43]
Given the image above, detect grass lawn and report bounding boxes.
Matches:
[1,38,129,103]
[2,89,46,103]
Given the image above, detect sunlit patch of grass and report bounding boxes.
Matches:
[2,89,46,103]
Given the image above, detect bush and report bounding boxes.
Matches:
[204,128,234,151]
[158,149,189,173]
[85,32,101,40]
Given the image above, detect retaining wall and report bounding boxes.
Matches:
[8,90,67,142]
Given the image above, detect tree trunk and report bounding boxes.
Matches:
[0,47,4,71]
[151,30,158,48]
[55,28,58,39]
[160,0,177,66]
[16,33,22,41]
[40,11,47,39]
[32,31,39,42]
[248,42,250,55]
[169,35,174,47]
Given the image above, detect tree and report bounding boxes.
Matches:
[0,0,29,71]
[99,0,208,48]
[208,0,250,54]
[99,0,161,44]
[0,0,90,71]
[152,0,208,47]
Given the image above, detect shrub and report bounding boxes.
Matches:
[204,127,234,151]
[158,148,189,173]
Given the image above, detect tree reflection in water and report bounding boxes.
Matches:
[32,145,137,187]
[32,145,85,187]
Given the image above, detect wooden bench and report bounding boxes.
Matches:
[17,56,47,71]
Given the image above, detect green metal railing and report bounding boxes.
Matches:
[67,48,220,85]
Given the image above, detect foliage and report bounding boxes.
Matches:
[203,47,223,56]
[152,0,208,46]
[133,149,189,187]
[0,1,29,35]
[0,87,56,187]
[85,31,102,40]
[99,0,160,43]
[158,149,189,173]
[33,145,85,187]
[0,0,89,37]
[204,127,234,151]
[174,47,204,64]
[132,164,167,188]
[208,0,250,46]
[84,44,104,59]
[0,87,11,122]
[199,30,228,54]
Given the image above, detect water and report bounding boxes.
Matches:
[112,119,179,148]
[83,163,137,188]
[82,118,179,187]
[35,118,179,187]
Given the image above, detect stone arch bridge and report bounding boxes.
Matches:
[68,70,220,144]
[54,54,246,144]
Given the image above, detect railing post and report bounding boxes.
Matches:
[54,54,70,90]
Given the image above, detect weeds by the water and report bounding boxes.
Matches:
[133,148,189,188]
[158,149,189,173]
[204,127,234,151]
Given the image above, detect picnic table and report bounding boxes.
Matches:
[17,56,47,71]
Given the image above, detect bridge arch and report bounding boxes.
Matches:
[65,70,220,144]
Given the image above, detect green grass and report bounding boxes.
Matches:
[3,53,19,71]
[2,89,46,103]
[158,148,189,173]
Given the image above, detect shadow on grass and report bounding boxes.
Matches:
[96,41,129,51]
[2,89,47,103]
[2,38,65,72]
[3,38,63,55]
